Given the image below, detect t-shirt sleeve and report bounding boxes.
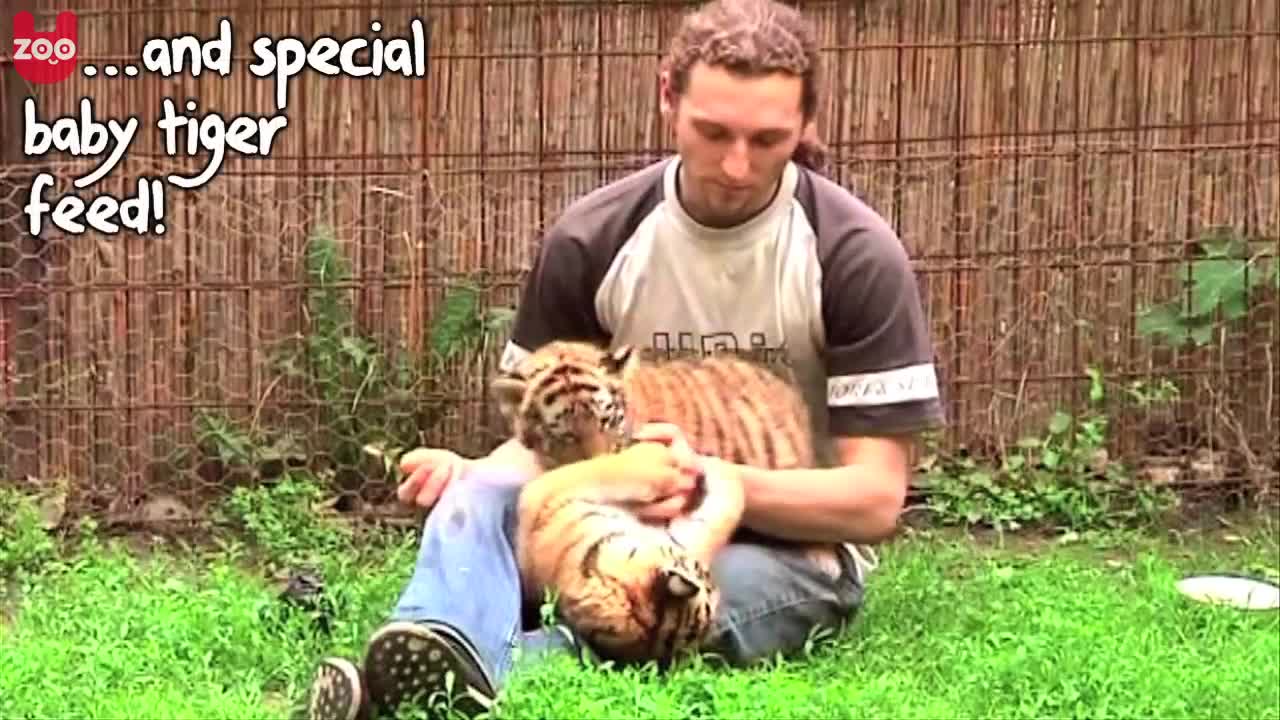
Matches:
[497,159,667,374]
[819,211,946,437]
[498,226,610,374]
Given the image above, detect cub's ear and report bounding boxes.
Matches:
[490,377,528,423]
[659,566,702,600]
[601,344,637,375]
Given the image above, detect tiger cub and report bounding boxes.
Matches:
[513,439,744,667]
[492,339,844,666]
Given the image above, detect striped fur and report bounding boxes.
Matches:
[493,340,844,667]
[514,441,743,666]
[492,340,817,471]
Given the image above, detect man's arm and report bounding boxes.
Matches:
[731,189,945,544]
[397,168,666,505]
[732,434,915,544]
[496,226,611,375]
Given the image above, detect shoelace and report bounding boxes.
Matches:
[845,543,881,583]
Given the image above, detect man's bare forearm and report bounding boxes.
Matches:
[732,462,905,545]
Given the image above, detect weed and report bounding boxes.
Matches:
[0,487,57,580]
[920,367,1179,532]
[190,221,513,502]
[213,470,355,569]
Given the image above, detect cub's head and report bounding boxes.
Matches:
[562,542,719,670]
[490,341,639,469]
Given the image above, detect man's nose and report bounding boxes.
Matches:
[721,140,750,181]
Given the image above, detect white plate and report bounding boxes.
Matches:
[1175,574,1280,610]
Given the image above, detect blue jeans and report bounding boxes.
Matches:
[389,463,867,690]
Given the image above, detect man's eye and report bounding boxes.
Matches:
[699,126,729,141]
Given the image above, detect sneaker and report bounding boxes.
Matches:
[843,541,880,584]
[363,620,497,718]
[308,657,369,720]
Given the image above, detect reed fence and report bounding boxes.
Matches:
[2,0,1277,525]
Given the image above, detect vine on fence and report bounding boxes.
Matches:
[919,228,1279,532]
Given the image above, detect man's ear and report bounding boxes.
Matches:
[802,118,818,141]
[658,70,676,119]
[490,377,528,423]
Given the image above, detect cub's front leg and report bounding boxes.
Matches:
[665,457,745,566]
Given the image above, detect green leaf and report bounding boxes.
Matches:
[1042,448,1061,470]
[1047,411,1072,436]
[484,307,516,332]
[340,336,371,364]
[1197,228,1247,258]
[1190,322,1215,346]
[1246,257,1277,292]
[428,284,481,364]
[1086,366,1105,404]
[1218,286,1250,321]
[1188,255,1250,317]
[1136,303,1187,342]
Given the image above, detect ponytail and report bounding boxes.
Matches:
[791,125,829,176]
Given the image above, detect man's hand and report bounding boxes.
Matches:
[626,423,705,522]
[396,448,471,509]
[602,441,701,521]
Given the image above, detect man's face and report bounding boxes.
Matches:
[661,61,807,228]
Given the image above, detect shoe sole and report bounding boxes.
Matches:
[308,657,366,720]
[363,621,495,718]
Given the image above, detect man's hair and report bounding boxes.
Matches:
[660,0,830,174]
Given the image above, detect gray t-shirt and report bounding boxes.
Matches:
[499,156,946,449]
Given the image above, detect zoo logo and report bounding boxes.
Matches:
[12,10,78,85]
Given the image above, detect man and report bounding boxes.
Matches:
[307,1,944,718]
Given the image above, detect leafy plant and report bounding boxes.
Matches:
[277,223,423,472]
[0,488,58,580]
[191,410,304,474]
[213,470,354,568]
[276,224,510,475]
[1137,228,1278,347]
[192,222,515,498]
[921,367,1178,532]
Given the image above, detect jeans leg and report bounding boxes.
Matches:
[702,541,867,667]
[388,463,531,689]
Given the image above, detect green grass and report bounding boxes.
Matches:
[1,515,1277,719]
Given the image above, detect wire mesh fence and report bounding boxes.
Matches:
[1,0,1277,526]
